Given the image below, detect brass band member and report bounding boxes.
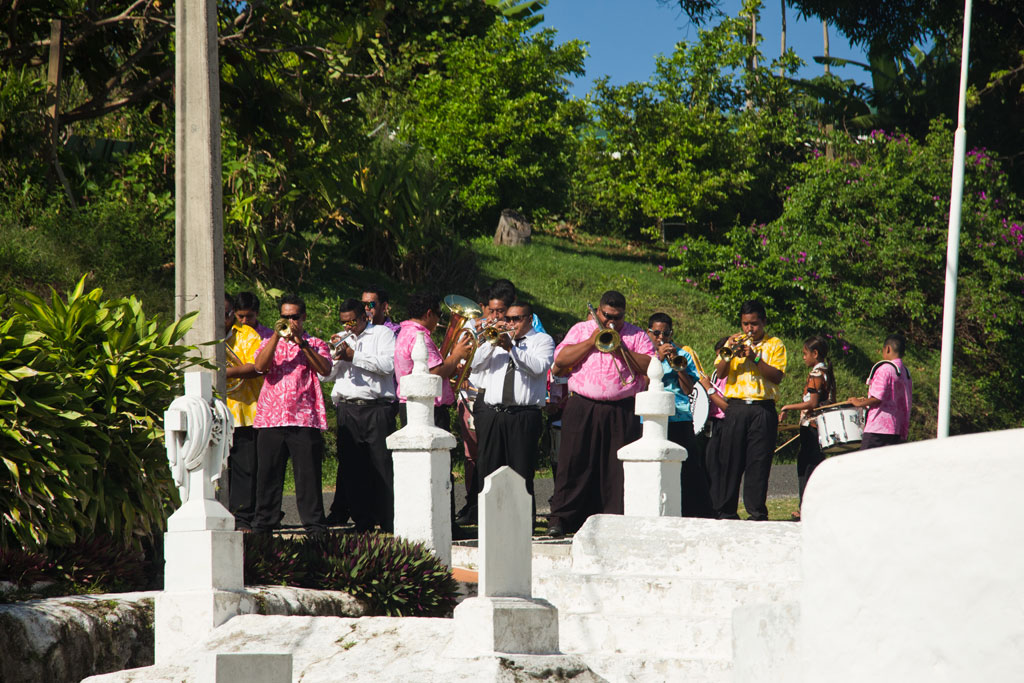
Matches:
[320,298,398,532]
[708,300,787,521]
[646,312,714,518]
[470,301,554,518]
[547,290,655,537]
[251,294,333,535]
[224,293,264,531]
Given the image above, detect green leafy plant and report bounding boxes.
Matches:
[49,535,149,593]
[1,277,202,550]
[242,531,459,617]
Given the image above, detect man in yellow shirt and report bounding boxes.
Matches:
[224,294,264,531]
[709,300,787,521]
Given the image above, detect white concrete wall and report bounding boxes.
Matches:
[799,428,1024,682]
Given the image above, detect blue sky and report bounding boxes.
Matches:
[541,0,870,98]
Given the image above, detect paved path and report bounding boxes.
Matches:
[280,464,798,527]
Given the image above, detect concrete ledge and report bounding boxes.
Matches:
[85,614,603,682]
[0,586,366,683]
[570,515,801,580]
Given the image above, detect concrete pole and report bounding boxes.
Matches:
[175,0,226,396]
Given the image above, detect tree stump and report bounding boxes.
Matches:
[493,209,532,246]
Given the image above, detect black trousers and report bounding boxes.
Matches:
[228,425,258,529]
[253,426,326,533]
[667,420,715,518]
[860,431,902,450]
[549,394,640,533]
[708,401,777,521]
[797,425,825,503]
[333,401,398,532]
[474,403,543,497]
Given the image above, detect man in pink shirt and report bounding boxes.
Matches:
[849,334,913,449]
[547,290,655,537]
[251,294,333,535]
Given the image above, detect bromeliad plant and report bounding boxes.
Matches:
[0,277,203,551]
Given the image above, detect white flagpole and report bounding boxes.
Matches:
[937,0,974,438]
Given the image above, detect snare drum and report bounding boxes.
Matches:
[814,403,866,454]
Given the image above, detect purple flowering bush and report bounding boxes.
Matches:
[669,119,1023,430]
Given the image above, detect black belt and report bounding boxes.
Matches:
[336,397,396,406]
[727,398,776,406]
[570,392,635,407]
[481,403,542,414]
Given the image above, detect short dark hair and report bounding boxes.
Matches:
[279,293,306,316]
[224,292,233,307]
[234,291,261,312]
[739,300,767,321]
[488,279,516,306]
[648,312,672,329]
[714,335,730,352]
[338,298,365,317]
[884,333,906,357]
[599,290,626,309]
[362,285,389,305]
[508,300,533,316]
[407,292,440,319]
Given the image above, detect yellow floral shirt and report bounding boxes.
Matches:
[226,324,264,427]
[722,336,787,401]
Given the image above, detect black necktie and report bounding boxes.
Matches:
[501,338,525,404]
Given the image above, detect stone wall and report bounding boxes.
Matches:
[0,586,366,683]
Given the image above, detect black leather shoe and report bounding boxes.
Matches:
[546,521,565,538]
[455,505,477,525]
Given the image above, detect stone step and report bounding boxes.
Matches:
[580,654,733,683]
[558,612,734,660]
[534,572,800,618]
[451,537,572,574]
[570,516,801,581]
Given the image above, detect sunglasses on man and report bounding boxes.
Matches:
[280,313,302,321]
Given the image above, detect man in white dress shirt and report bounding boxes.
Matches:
[321,298,398,532]
[470,302,555,513]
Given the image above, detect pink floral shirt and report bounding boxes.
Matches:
[395,320,454,406]
[864,358,912,440]
[253,333,331,430]
[555,320,656,401]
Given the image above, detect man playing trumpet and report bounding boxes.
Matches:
[546,290,655,537]
[320,299,398,532]
[646,312,714,518]
[708,300,787,521]
[251,295,333,535]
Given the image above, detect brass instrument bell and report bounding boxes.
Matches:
[274,318,295,339]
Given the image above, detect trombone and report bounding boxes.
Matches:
[587,304,636,386]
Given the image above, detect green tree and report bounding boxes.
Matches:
[399,19,587,228]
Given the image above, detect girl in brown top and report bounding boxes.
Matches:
[779,335,836,519]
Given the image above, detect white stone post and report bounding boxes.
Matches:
[157,371,243,663]
[386,332,456,567]
[453,467,559,655]
[618,359,686,516]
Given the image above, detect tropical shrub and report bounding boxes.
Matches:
[244,531,459,618]
[0,278,202,550]
[669,119,1024,431]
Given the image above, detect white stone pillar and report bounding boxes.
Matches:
[386,332,456,567]
[157,371,242,662]
[618,359,686,516]
[453,467,559,655]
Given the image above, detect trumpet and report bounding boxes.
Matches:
[587,304,635,386]
[329,328,357,359]
[274,318,296,340]
[667,353,690,372]
[719,333,753,363]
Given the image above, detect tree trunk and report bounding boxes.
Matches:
[779,0,787,77]
[493,209,532,246]
[823,20,830,75]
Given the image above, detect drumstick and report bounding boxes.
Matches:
[774,433,800,454]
